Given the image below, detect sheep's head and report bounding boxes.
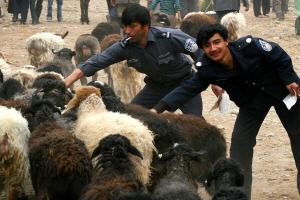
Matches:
[62,86,102,114]
[206,158,244,191]
[159,143,206,176]
[52,48,76,61]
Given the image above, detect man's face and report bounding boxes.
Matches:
[202,33,229,63]
[124,22,149,43]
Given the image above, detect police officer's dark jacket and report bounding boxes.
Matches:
[155,35,300,113]
[77,26,203,85]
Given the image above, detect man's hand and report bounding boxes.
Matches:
[111,0,115,7]
[286,82,300,99]
[150,109,158,114]
[211,84,224,100]
[245,7,249,11]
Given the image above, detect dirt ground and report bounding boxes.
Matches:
[0,0,300,199]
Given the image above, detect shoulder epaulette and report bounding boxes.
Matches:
[120,37,131,47]
[156,32,171,38]
[235,36,254,51]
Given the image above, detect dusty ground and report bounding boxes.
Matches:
[0,0,300,199]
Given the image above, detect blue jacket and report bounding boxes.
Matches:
[158,35,300,112]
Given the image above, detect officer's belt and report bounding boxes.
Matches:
[163,69,195,87]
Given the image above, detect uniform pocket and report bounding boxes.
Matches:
[158,54,174,73]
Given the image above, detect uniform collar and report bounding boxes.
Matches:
[147,27,156,42]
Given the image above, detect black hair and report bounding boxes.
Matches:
[196,24,228,49]
[121,4,151,27]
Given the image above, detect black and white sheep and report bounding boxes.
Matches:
[25,32,68,68]
[74,34,101,86]
[62,86,156,185]
[152,143,206,200]
[0,106,30,200]
[79,134,148,200]
[91,22,121,44]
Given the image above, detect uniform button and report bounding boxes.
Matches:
[253,82,256,85]
[222,81,225,84]
[261,87,264,90]
[245,81,248,84]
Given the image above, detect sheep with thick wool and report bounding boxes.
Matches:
[25,32,67,68]
[0,106,30,200]
[79,134,148,200]
[152,143,206,200]
[221,12,247,42]
[63,86,156,184]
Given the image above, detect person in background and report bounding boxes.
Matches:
[47,0,63,21]
[213,0,249,22]
[180,0,199,19]
[151,23,300,200]
[64,4,204,118]
[110,0,140,17]
[274,0,288,22]
[253,0,270,18]
[149,0,182,28]
[30,0,43,24]
[106,0,117,22]
[13,0,29,25]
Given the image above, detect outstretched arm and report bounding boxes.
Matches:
[64,69,85,88]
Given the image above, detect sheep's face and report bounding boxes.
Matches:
[0,134,14,166]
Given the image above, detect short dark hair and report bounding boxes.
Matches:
[121,4,151,27]
[196,24,228,48]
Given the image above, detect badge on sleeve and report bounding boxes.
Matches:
[259,39,272,52]
[185,39,198,52]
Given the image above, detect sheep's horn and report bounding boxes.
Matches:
[61,31,69,39]
[52,49,57,54]
[128,145,143,160]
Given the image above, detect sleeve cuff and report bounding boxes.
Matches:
[152,101,171,114]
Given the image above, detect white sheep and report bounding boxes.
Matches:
[63,86,156,184]
[8,68,38,90]
[25,32,66,68]
[221,12,247,42]
[0,106,30,199]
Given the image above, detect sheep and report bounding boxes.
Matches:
[220,12,247,42]
[0,106,30,200]
[8,68,38,90]
[151,14,171,27]
[91,22,121,44]
[100,33,145,103]
[79,134,148,200]
[206,158,245,193]
[62,86,156,184]
[0,78,24,100]
[27,119,92,199]
[39,47,77,90]
[0,99,29,115]
[152,143,206,200]
[212,187,248,200]
[0,57,11,80]
[74,34,101,86]
[159,112,226,194]
[80,0,90,24]
[0,69,3,90]
[180,12,218,38]
[25,32,67,68]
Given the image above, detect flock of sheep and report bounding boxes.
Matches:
[0,11,248,200]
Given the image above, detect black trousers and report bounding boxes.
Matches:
[13,0,29,23]
[253,0,270,16]
[30,0,43,23]
[230,92,300,199]
[130,78,203,117]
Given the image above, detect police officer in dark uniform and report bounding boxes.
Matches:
[151,24,300,199]
[64,4,204,117]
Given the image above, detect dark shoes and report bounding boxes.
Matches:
[12,17,20,22]
[58,17,64,22]
[47,17,52,21]
[20,22,26,25]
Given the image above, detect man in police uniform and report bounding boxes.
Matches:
[151,24,300,199]
[64,4,204,117]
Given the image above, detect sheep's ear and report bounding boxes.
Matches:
[62,95,78,114]
[236,171,244,187]
[128,145,143,160]
[190,150,207,163]
[206,170,217,187]
[159,152,171,162]
[61,31,69,39]
[70,51,76,57]
[91,145,102,160]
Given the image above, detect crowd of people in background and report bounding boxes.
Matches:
[6,0,63,25]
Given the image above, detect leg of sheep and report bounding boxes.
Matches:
[8,186,21,200]
[80,0,84,24]
[80,76,88,85]
[122,86,129,103]
[92,72,98,82]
